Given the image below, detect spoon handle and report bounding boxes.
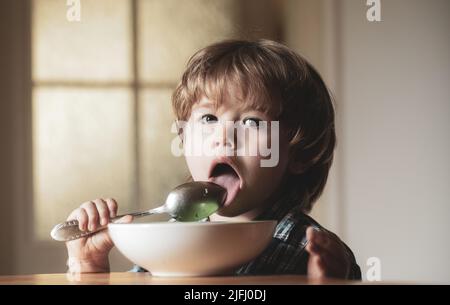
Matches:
[50,206,167,242]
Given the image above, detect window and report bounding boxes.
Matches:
[32,0,242,240]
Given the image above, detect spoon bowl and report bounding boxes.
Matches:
[164,181,227,221]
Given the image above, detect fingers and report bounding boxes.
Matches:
[93,199,110,226]
[67,198,119,232]
[114,215,133,224]
[67,208,88,231]
[82,201,100,231]
[306,227,347,260]
[308,254,327,279]
[307,230,346,265]
[306,227,351,278]
[308,247,346,278]
[104,198,118,218]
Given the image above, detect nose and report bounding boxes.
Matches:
[213,121,235,150]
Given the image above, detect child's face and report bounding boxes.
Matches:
[182,96,290,219]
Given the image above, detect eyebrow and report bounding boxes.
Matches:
[191,101,272,118]
[193,91,280,116]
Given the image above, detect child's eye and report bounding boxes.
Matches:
[200,114,218,124]
[242,117,262,128]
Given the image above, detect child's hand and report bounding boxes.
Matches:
[305,227,351,279]
[65,198,133,273]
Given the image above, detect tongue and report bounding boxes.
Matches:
[212,173,240,206]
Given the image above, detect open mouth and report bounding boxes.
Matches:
[208,159,242,207]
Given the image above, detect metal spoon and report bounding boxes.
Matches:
[50,181,227,242]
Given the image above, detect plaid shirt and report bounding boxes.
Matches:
[234,201,361,279]
[130,196,361,280]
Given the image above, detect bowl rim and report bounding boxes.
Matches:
[108,219,277,228]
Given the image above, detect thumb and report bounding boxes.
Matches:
[114,215,134,224]
[89,215,134,253]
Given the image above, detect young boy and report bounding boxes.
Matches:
[65,39,361,280]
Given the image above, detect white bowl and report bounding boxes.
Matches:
[108,220,277,277]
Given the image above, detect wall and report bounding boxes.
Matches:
[0,0,32,276]
[0,0,16,276]
[284,0,450,282]
[339,0,450,282]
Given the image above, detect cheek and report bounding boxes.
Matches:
[241,134,290,186]
[185,155,208,180]
[242,126,276,159]
[236,128,261,157]
[184,122,215,154]
[247,125,290,166]
[244,156,287,184]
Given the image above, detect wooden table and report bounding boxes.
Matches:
[0,272,356,285]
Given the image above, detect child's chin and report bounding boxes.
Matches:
[215,201,250,219]
[215,205,241,218]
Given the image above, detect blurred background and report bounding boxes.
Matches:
[0,0,448,283]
